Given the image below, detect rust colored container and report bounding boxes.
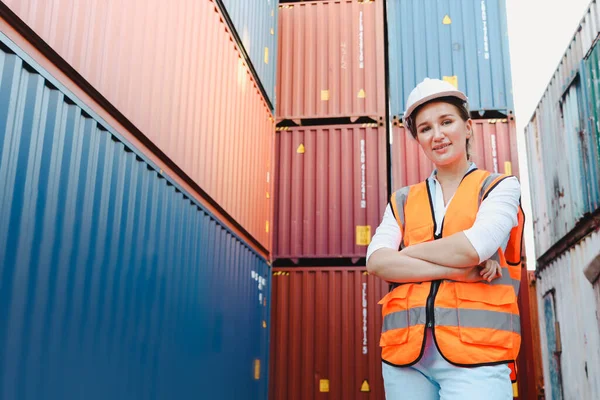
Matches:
[269,267,387,400]
[3,0,274,250]
[513,270,545,399]
[391,118,520,191]
[276,0,386,121]
[273,125,387,261]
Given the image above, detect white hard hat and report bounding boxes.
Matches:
[403,78,468,126]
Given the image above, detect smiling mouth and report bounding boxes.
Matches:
[432,143,451,151]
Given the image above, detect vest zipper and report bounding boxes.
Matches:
[426,233,444,328]
[426,280,441,328]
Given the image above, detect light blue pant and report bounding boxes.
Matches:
[382,329,512,400]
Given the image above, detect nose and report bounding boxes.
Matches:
[432,124,445,140]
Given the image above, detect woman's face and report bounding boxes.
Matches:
[413,101,472,167]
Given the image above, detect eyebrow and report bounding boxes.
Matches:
[416,114,455,129]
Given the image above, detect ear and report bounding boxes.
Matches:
[465,119,473,139]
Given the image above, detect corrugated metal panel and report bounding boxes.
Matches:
[269,267,386,400]
[386,0,514,118]
[0,35,270,400]
[536,231,600,400]
[524,116,552,257]
[578,0,600,58]
[276,0,386,121]
[273,125,387,261]
[3,0,274,249]
[390,118,519,191]
[581,45,600,208]
[219,0,277,106]
[525,58,600,256]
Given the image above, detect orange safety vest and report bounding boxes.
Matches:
[379,168,525,372]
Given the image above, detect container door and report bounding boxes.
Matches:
[543,290,564,400]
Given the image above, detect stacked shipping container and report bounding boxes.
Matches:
[270,1,388,398]
[0,33,270,399]
[269,268,388,399]
[4,0,276,250]
[524,1,600,399]
[273,0,387,263]
[1,0,279,398]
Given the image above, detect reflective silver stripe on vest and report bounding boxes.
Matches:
[435,307,521,334]
[393,186,410,249]
[487,267,521,295]
[479,173,503,204]
[382,307,426,333]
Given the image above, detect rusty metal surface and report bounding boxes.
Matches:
[536,230,600,400]
[269,267,387,400]
[390,118,519,191]
[273,125,387,261]
[276,0,386,121]
[3,0,274,250]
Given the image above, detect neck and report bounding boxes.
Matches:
[435,157,470,184]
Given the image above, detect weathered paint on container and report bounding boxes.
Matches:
[386,0,514,118]
[525,60,600,256]
[536,230,600,400]
[0,34,270,400]
[3,0,274,249]
[391,118,519,191]
[273,125,387,261]
[276,0,386,121]
[218,0,278,107]
[269,267,387,400]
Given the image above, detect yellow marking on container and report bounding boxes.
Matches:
[356,226,372,246]
[321,89,330,101]
[512,382,518,397]
[319,379,330,392]
[504,161,512,175]
[271,9,275,16]
[266,192,270,199]
[264,47,269,64]
[442,75,458,88]
[271,28,275,35]
[361,380,370,392]
[265,220,269,233]
[358,88,366,98]
[254,359,261,380]
[443,15,452,24]
[262,320,267,328]
[297,144,305,154]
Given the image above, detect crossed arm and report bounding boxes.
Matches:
[366,177,521,284]
[366,232,481,283]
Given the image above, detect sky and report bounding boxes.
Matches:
[504,0,592,269]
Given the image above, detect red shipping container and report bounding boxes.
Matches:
[273,125,387,261]
[276,0,386,121]
[390,118,520,191]
[269,267,387,400]
[4,0,274,250]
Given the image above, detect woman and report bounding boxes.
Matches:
[366,78,524,400]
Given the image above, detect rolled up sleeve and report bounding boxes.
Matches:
[366,204,402,263]
[463,177,521,263]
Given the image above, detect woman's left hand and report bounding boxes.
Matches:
[479,259,502,282]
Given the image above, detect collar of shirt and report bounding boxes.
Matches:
[427,162,477,235]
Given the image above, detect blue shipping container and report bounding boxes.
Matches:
[387,0,514,118]
[0,33,270,400]
[218,0,278,109]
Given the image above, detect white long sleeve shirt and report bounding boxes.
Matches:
[366,164,521,264]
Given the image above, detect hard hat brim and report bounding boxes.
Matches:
[403,90,468,125]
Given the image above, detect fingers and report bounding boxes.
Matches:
[480,260,502,282]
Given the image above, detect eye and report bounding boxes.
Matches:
[419,126,431,134]
[442,119,452,126]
